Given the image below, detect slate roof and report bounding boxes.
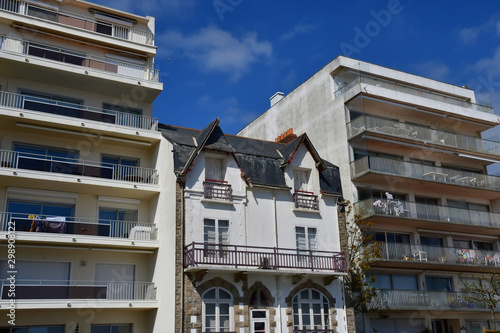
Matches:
[159,120,342,196]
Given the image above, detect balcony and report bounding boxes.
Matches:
[0,280,155,300]
[184,242,347,273]
[0,149,159,185]
[0,35,160,82]
[355,197,500,230]
[335,75,493,115]
[367,289,490,311]
[0,90,158,131]
[377,242,500,268]
[347,115,500,158]
[203,180,232,201]
[1,212,157,240]
[351,156,500,198]
[293,191,319,211]
[0,0,154,45]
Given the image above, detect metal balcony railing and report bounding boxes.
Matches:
[0,212,157,240]
[203,180,232,201]
[377,242,500,267]
[351,156,500,191]
[0,149,159,185]
[367,289,493,311]
[347,115,500,157]
[0,35,159,82]
[0,90,158,130]
[293,191,319,210]
[294,331,336,333]
[0,0,154,45]
[184,242,347,273]
[335,75,493,114]
[355,198,500,229]
[0,280,156,300]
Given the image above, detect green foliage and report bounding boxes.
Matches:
[343,200,382,313]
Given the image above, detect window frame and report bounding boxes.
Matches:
[292,288,331,330]
[202,287,233,332]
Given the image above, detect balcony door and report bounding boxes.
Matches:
[204,218,229,259]
[250,310,269,333]
[94,263,135,300]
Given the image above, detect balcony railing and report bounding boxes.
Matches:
[0,90,158,130]
[355,197,500,229]
[347,115,500,157]
[0,0,154,45]
[351,156,500,191]
[294,331,335,333]
[184,242,347,273]
[0,35,160,82]
[0,149,159,185]
[377,242,500,267]
[293,191,319,210]
[0,212,157,240]
[0,280,156,300]
[367,289,492,311]
[335,75,493,114]
[203,180,232,201]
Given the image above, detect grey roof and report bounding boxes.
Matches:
[159,120,342,195]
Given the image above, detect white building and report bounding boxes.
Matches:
[0,0,178,332]
[239,56,500,333]
[161,119,347,333]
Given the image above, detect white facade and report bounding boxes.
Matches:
[0,1,177,332]
[239,56,500,333]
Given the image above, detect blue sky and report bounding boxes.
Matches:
[91,0,500,138]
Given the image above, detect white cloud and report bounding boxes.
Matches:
[159,26,272,81]
[197,95,259,128]
[89,0,195,17]
[458,13,500,45]
[410,60,451,82]
[281,23,318,41]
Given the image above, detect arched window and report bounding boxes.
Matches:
[292,288,330,329]
[203,287,232,332]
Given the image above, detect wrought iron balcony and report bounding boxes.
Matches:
[1,212,157,240]
[0,90,158,130]
[335,75,493,114]
[347,115,500,157]
[355,197,500,229]
[0,149,159,185]
[203,180,232,201]
[0,35,159,82]
[293,191,319,210]
[351,156,500,191]
[0,0,154,45]
[0,280,156,300]
[367,289,491,311]
[184,242,347,273]
[377,242,500,268]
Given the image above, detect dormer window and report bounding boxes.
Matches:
[293,169,318,210]
[204,156,232,201]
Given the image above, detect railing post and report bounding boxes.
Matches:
[273,247,278,269]
[309,249,314,271]
[234,245,238,268]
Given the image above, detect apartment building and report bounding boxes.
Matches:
[161,119,348,333]
[0,0,177,332]
[239,56,500,333]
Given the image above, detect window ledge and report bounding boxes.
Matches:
[293,208,320,214]
[201,198,234,205]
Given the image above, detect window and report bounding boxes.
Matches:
[13,143,79,175]
[294,169,311,192]
[14,143,78,161]
[7,199,74,232]
[26,43,85,66]
[292,289,330,330]
[296,227,318,254]
[370,274,419,290]
[99,208,138,238]
[203,287,232,332]
[206,157,224,181]
[425,276,452,291]
[101,155,139,180]
[204,218,229,256]
[452,239,494,251]
[420,236,443,247]
[0,261,70,285]
[90,324,132,333]
[4,326,65,333]
[447,200,490,225]
[27,5,57,22]
[415,197,439,220]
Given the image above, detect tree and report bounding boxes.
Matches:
[460,271,500,330]
[341,200,383,313]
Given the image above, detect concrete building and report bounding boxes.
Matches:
[0,1,177,332]
[239,56,500,333]
[161,119,348,333]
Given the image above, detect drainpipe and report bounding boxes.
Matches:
[273,190,282,333]
[180,182,185,333]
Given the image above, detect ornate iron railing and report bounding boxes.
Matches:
[203,180,232,201]
[293,191,319,210]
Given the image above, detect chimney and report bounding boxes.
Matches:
[275,128,297,144]
[270,92,284,107]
